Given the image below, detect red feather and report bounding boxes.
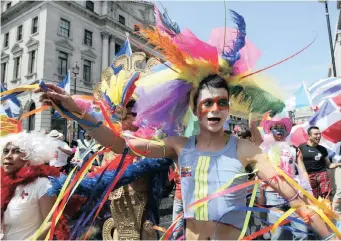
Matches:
[123,72,140,107]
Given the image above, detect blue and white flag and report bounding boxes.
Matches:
[285,81,311,111]
[57,70,71,94]
[111,36,132,75]
[0,84,21,118]
[307,77,341,106]
[54,70,70,118]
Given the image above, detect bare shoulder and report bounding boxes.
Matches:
[164,136,188,156]
[236,138,264,166]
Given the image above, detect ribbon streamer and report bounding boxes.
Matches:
[31,165,78,241]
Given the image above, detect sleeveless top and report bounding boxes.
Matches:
[178,135,247,229]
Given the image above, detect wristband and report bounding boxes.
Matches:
[86,121,103,134]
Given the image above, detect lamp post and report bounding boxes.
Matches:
[319,0,337,77]
[71,62,80,140]
[72,62,79,95]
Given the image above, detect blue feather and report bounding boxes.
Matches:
[46,158,174,198]
[222,9,246,67]
[102,92,114,110]
[161,10,181,34]
[120,71,139,105]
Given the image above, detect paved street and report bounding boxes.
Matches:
[159,193,175,229]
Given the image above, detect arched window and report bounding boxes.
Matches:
[28,102,36,131]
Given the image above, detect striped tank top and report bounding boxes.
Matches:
[179,135,247,229]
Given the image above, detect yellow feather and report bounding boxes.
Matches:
[101,71,127,106]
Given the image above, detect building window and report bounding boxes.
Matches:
[4,33,9,48]
[32,17,38,34]
[115,43,121,54]
[6,2,11,10]
[59,18,70,37]
[29,51,36,74]
[85,1,94,11]
[58,51,68,77]
[14,57,20,79]
[84,30,92,46]
[83,60,91,82]
[119,15,125,25]
[1,63,7,84]
[17,25,23,41]
[28,102,36,131]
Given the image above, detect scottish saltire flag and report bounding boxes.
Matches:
[57,70,71,94]
[111,37,132,75]
[285,82,311,111]
[0,84,21,119]
[288,94,341,154]
[306,77,341,106]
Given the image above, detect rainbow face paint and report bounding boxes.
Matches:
[198,96,229,118]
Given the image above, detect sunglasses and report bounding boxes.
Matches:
[198,96,229,117]
[127,112,137,117]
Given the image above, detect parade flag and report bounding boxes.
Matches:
[288,94,341,154]
[286,82,311,110]
[0,84,21,119]
[307,77,341,106]
[111,36,132,74]
[57,70,71,94]
[54,71,71,118]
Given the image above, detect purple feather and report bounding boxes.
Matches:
[133,80,191,136]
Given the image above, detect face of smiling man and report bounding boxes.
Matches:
[196,87,230,133]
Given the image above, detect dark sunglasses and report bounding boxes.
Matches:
[127,112,137,117]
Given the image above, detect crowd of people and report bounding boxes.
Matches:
[1,5,341,241]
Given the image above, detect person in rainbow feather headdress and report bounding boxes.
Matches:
[36,5,340,240]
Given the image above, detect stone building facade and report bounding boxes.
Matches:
[1,0,154,134]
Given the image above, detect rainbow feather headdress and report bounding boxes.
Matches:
[134,7,286,121]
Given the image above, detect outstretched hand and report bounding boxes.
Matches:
[34,83,82,113]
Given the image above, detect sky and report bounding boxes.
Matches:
[154,1,340,97]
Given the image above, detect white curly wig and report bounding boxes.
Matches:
[0,131,61,165]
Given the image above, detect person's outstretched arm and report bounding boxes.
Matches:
[238,139,334,239]
[36,83,179,159]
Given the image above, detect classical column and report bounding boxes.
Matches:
[109,35,116,65]
[101,31,110,70]
[101,1,108,15]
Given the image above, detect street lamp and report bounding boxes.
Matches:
[71,62,80,140]
[72,62,79,95]
[319,0,337,77]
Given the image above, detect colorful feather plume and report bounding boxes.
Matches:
[99,70,140,119]
[121,72,140,107]
[155,5,181,36]
[222,10,246,68]
[141,27,191,72]
[135,8,286,120]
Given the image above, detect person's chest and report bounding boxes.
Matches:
[4,184,41,226]
[303,146,324,162]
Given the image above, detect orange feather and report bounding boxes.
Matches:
[141,27,190,70]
